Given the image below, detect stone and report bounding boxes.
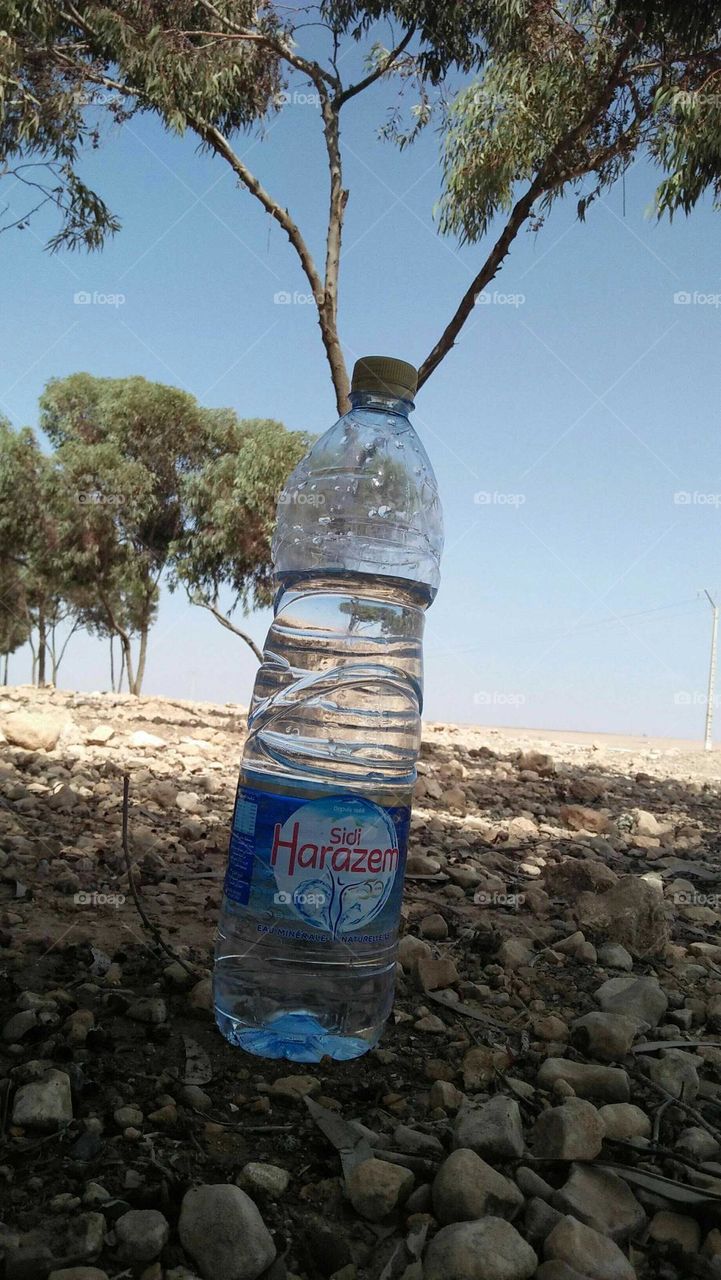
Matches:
[531,1099,605,1161]
[453,1095,524,1160]
[597,1104,651,1141]
[462,1046,512,1090]
[429,1080,465,1112]
[558,805,611,834]
[498,937,534,970]
[239,1162,290,1198]
[85,724,115,745]
[648,1210,701,1252]
[64,1009,94,1045]
[393,1125,445,1157]
[571,1012,639,1061]
[398,935,432,973]
[178,1184,276,1280]
[518,750,555,775]
[537,1059,630,1102]
[48,1271,110,1280]
[345,1158,414,1221]
[544,1216,636,1280]
[432,1149,524,1224]
[3,1009,38,1042]
[114,1105,143,1129]
[2,711,64,751]
[533,1015,569,1042]
[416,956,459,991]
[649,1051,699,1102]
[676,1126,720,1161]
[128,730,167,749]
[189,977,213,1010]
[419,913,448,941]
[544,859,617,896]
[553,1165,645,1241]
[115,1210,170,1264]
[12,1069,73,1130]
[597,943,633,972]
[127,997,167,1025]
[633,809,667,837]
[270,1075,320,1102]
[576,877,670,958]
[423,1217,537,1280]
[595,974,668,1027]
[536,1266,594,1280]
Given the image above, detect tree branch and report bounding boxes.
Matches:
[419,34,639,387]
[334,26,416,108]
[195,596,263,663]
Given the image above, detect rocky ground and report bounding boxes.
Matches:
[2,686,721,1280]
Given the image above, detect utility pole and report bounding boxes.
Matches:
[703,589,718,751]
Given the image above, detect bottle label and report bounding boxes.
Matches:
[224,784,411,944]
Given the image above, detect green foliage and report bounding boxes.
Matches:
[176,417,312,612]
[0,376,311,688]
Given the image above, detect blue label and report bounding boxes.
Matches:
[224,784,410,944]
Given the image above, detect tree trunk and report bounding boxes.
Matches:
[109,635,115,692]
[37,608,47,686]
[121,635,136,696]
[2,652,8,685]
[133,626,149,696]
[118,644,126,693]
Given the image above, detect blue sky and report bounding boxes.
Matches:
[1,55,720,740]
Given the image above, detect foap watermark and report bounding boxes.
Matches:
[76,488,125,507]
[274,889,327,908]
[475,290,526,308]
[74,890,126,908]
[273,289,321,306]
[277,490,326,507]
[673,890,721,908]
[277,89,321,108]
[74,289,126,308]
[473,490,526,507]
[674,690,719,706]
[674,490,721,507]
[474,691,526,707]
[674,290,721,307]
[474,890,526,909]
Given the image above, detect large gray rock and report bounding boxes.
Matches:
[552,1165,646,1242]
[576,876,669,958]
[432,1149,524,1224]
[544,1216,636,1280]
[537,1058,630,1102]
[423,1217,537,1280]
[595,974,668,1026]
[115,1209,169,1263]
[178,1184,275,1280]
[649,1051,699,1102]
[453,1095,524,1160]
[571,1012,639,1061]
[531,1100,605,1161]
[12,1069,73,1130]
[345,1158,414,1221]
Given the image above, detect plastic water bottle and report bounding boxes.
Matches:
[213,356,443,1061]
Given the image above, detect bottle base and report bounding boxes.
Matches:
[214,1007,378,1062]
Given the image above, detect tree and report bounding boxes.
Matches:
[0,418,74,685]
[39,373,228,694]
[2,4,721,409]
[173,417,312,660]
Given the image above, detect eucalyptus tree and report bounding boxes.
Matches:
[2,2,721,408]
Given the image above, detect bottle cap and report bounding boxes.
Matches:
[350,355,417,401]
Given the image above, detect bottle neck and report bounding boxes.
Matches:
[349,390,414,417]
